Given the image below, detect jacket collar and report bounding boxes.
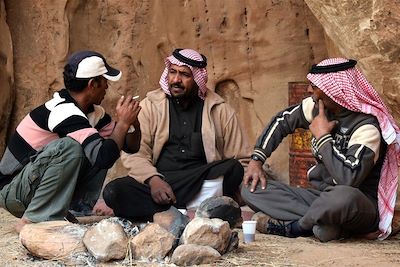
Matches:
[59,89,95,114]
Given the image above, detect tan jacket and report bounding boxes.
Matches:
[121,88,251,183]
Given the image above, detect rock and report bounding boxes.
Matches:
[19,221,87,260]
[180,217,231,254]
[0,3,14,155]
[304,0,400,124]
[195,196,242,228]
[153,206,189,241]
[171,244,221,266]
[83,219,128,262]
[130,223,175,260]
[106,217,140,237]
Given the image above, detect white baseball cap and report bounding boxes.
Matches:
[66,50,122,81]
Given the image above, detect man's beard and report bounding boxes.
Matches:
[169,83,198,100]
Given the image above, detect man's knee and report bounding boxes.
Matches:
[102,180,119,207]
[56,137,84,157]
[231,159,244,171]
[223,159,244,180]
[241,185,252,200]
[241,180,281,199]
[38,137,84,162]
[27,138,85,189]
[322,185,366,211]
[240,184,266,207]
[46,138,84,166]
[329,185,364,200]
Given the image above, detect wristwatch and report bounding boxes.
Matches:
[251,154,263,162]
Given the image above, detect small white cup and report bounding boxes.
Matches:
[242,220,257,243]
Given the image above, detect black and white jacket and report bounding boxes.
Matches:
[253,97,386,200]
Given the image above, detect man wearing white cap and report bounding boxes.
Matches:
[102,48,251,220]
[242,58,400,242]
[0,50,141,232]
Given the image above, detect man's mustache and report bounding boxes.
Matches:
[170,83,184,89]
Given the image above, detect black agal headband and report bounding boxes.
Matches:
[172,49,207,68]
[309,59,357,74]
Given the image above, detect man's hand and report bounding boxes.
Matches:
[115,95,141,128]
[111,95,142,150]
[309,100,337,139]
[92,198,114,216]
[148,176,176,205]
[243,160,267,193]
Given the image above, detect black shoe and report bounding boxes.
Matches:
[251,212,295,237]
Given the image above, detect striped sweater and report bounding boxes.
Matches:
[0,89,120,188]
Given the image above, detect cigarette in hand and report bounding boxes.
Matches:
[132,95,140,100]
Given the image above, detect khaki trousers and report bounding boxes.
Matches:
[0,137,106,222]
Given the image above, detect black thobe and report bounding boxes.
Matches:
[104,97,243,220]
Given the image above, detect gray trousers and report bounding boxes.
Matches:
[241,180,379,234]
[0,138,106,222]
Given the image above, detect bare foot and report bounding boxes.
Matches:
[92,199,114,216]
[15,217,32,233]
[186,209,196,220]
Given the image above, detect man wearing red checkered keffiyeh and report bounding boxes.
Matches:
[159,49,208,100]
[241,58,399,242]
[102,48,251,221]
[307,58,400,240]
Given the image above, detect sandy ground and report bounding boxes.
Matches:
[1,208,400,267]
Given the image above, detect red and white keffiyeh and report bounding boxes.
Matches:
[307,58,400,240]
[159,49,208,99]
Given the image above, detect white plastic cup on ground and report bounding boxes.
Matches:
[242,220,257,243]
